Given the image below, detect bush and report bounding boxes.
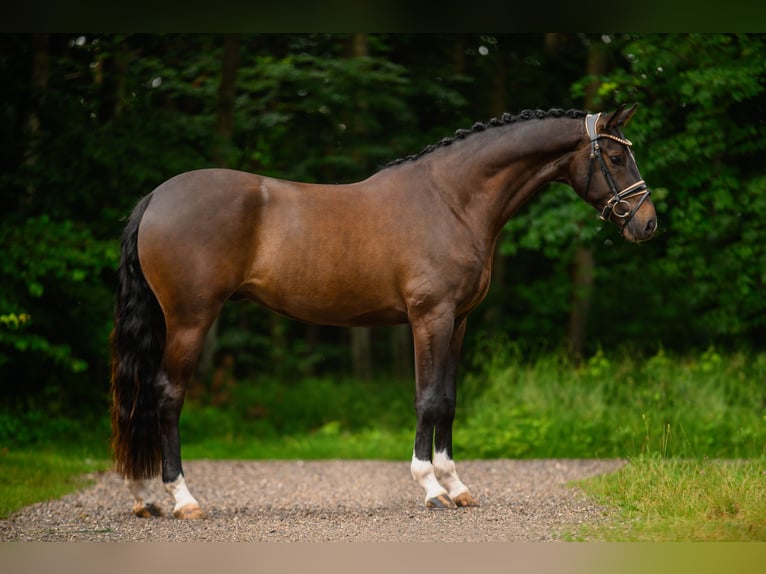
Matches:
[456,342,766,459]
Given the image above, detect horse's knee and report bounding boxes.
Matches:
[416,390,455,422]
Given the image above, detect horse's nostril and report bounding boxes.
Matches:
[645,217,657,235]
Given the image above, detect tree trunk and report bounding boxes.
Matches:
[351,328,373,382]
[567,244,594,359]
[21,34,49,205]
[566,39,608,360]
[270,312,288,382]
[199,34,241,384]
[97,37,128,122]
[390,325,412,381]
[213,34,241,165]
[348,33,374,381]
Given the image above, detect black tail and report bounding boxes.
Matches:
[110,193,166,480]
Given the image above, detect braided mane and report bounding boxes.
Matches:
[383,108,586,169]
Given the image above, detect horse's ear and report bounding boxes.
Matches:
[606,103,638,129]
[605,104,626,129]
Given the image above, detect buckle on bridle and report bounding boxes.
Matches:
[602,198,632,221]
[599,179,649,222]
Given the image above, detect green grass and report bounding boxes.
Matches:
[0,450,109,518]
[567,456,766,541]
[181,421,413,461]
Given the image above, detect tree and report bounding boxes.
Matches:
[2,34,765,417]
[0,34,222,409]
[585,33,766,348]
[348,33,374,382]
[198,34,242,382]
[566,36,609,360]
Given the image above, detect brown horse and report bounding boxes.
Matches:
[111,105,656,519]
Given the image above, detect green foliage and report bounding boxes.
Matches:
[457,340,765,459]
[180,374,414,446]
[0,403,111,451]
[231,38,468,182]
[0,215,117,403]
[592,34,766,346]
[0,313,31,329]
[491,33,766,352]
[2,33,765,414]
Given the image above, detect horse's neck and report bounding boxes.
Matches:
[427,117,584,242]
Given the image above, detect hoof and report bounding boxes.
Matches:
[132,503,163,518]
[173,503,206,519]
[426,494,456,509]
[453,492,480,508]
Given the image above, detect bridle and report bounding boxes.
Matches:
[584,113,651,230]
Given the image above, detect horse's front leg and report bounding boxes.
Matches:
[409,310,476,509]
[433,317,479,508]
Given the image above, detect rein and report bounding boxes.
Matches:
[584,113,651,229]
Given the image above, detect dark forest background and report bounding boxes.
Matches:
[1,34,764,417]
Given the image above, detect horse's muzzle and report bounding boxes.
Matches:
[622,211,657,243]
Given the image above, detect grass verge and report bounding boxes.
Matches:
[566,456,766,541]
[0,449,109,518]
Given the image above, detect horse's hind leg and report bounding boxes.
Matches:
[123,354,200,519]
[157,324,211,519]
[126,476,163,517]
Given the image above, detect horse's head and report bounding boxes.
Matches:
[571,104,657,243]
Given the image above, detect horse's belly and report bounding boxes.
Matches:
[235,276,409,327]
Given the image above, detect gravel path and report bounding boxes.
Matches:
[1,459,623,542]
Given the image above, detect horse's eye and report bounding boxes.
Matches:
[609,155,623,165]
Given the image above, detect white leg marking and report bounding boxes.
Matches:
[411,452,449,502]
[126,477,157,508]
[433,450,470,499]
[126,477,163,516]
[165,475,199,514]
